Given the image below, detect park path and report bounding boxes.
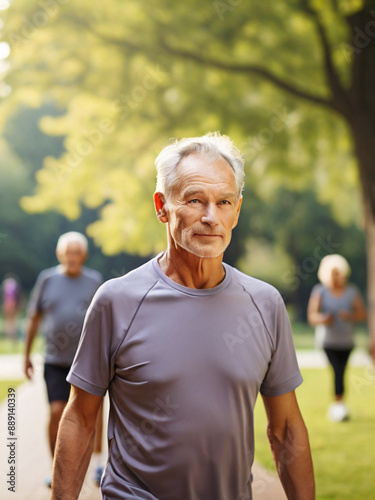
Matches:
[0,349,372,500]
[0,353,102,500]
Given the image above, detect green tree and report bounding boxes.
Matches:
[0,105,149,296]
[237,187,366,320]
[0,0,371,338]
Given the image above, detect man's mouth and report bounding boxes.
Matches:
[194,233,222,238]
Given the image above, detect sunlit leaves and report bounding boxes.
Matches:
[0,0,366,255]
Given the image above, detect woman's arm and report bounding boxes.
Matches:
[307,292,333,326]
[339,294,367,323]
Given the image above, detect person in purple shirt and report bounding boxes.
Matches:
[52,133,314,500]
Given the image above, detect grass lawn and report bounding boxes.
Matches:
[254,365,375,500]
[0,328,45,355]
[0,379,24,403]
[291,322,369,351]
[0,335,45,354]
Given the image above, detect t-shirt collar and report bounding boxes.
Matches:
[152,252,231,296]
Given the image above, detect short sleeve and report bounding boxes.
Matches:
[260,293,303,397]
[27,271,48,317]
[67,283,117,396]
[310,283,324,298]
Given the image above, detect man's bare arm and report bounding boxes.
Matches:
[24,311,42,379]
[51,386,103,500]
[262,390,315,500]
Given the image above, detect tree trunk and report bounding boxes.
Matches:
[349,115,375,360]
[343,6,375,359]
[365,208,375,360]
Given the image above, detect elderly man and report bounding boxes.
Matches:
[52,134,314,500]
[25,232,103,483]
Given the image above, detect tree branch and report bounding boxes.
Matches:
[159,40,334,109]
[69,15,334,111]
[329,0,340,13]
[63,15,143,54]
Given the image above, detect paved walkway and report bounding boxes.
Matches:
[0,354,102,500]
[0,350,372,500]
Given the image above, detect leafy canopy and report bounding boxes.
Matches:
[0,0,364,255]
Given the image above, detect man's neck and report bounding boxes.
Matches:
[158,248,225,289]
[59,265,82,278]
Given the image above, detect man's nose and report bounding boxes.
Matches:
[201,203,219,225]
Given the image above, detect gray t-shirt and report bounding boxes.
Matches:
[27,265,102,366]
[68,256,302,500]
[311,283,361,350]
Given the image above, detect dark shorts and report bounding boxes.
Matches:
[44,363,71,403]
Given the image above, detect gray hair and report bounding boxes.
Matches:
[56,231,88,254]
[317,254,351,287]
[155,132,245,199]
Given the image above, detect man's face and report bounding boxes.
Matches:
[161,153,242,259]
[57,241,86,277]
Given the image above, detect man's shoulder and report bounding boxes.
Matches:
[227,265,282,303]
[94,259,157,303]
[228,265,280,294]
[36,266,60,283]
[81,267,103,284]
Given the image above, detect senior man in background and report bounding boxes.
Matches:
[25,231,103,486]
[52,134,314,500]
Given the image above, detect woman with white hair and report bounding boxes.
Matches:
[307,254,367,422]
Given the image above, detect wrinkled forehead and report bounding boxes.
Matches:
[171,153,236,194]
[59,241,87,255]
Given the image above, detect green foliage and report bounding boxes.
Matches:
[254,365,375,499]
[0,104,150,293]
[3,104,65,176]
[0,380,24,403]
[236,187,366,319]
[0,0,365,256]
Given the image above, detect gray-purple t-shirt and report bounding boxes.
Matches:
[310,283,361,349]
[27,265,102,366]
[68,256,302,500]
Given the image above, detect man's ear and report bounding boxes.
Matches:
[232,196,243,229]
[56,249,63,264]
[154,192,169,223]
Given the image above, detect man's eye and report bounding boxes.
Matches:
[220,200,231,205]
[189,199,200,204]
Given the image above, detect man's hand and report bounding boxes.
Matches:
[24,356,34,380]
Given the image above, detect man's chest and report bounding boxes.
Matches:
[113,292,273,401]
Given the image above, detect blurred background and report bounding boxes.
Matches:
[0,1,374,498]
